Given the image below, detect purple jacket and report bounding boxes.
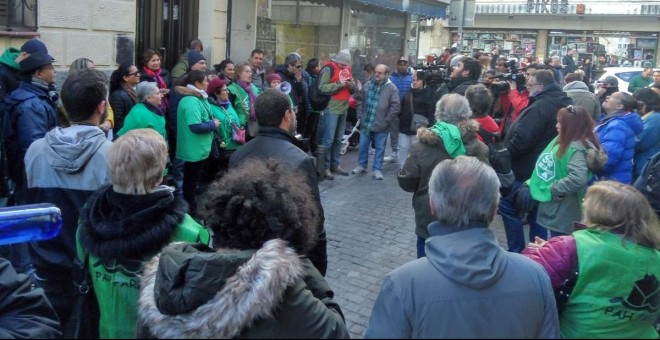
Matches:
[522,235,577,289]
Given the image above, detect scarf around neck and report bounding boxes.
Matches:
[430,121,465,158]
[143,66,167,89]
[122,82,138,104]
[186,84,208,99]
[236,80,256,120]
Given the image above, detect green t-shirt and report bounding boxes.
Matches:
[210,102,242,151]
[176,95,213,162]
[116,102,167,141]
[528,136,576,202]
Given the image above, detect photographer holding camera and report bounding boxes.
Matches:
[434,56,481,101]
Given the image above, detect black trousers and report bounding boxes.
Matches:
[183,160,205,215]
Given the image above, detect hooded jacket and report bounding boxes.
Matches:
[24,125,112,274]
[138,240,349,339]
[3,81,59,184]
[77,185,210,339]
[634,111,660,178]
[397,127,452,239]
[563,81,601,120]
[365,222,560,338]
[504,83,572,182]
[0,48,21,113]
[595,111,644,184]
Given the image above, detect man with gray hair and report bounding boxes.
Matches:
[274,53,305,134]
[367,156,559,338]
[353,64,400,180]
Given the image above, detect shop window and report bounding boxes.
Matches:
[0,0,38,32]
[549,33,657,68]
[453,31,537,59]
[257,0,341,71]
[348,9,406,76]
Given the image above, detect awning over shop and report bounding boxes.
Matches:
[352,0,448,19]
[307,0,448,18]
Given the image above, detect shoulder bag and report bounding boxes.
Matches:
[409,92,429,132]
[220,106,245,144]
[63,254,100,339]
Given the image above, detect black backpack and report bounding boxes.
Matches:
[477,128,512,175]
[634,151,660,216]
[308,66,333,111]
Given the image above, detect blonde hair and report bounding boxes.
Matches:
[108,129,168,194]
[583,181,660,250]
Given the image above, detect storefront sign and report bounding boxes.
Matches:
[526,0,569,14]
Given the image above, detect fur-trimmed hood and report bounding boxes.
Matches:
[416,126,443,145]
[78,185,188,260]
[456,119,481,143]
[138,239,305,339]
[174,85,205,98]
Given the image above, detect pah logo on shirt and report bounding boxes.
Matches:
[535,152,555,181]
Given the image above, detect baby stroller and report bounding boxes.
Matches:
[341,118,360,155]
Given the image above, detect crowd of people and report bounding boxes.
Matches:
[0,37,657,339]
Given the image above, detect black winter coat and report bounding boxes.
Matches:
[503,83,572,182]
[228,126,327,275]
[274,65,303,107]
[399,87,435,135]
[108,88,137,134]
[0,258,61,338]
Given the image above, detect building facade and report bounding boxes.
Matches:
[424,0,660,68]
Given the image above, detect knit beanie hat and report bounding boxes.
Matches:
[265,73,281,83]
[450,54,465,69]
[188,50,206,70]
[332,49,352,66]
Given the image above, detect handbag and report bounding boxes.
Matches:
[63,254,100,339]
[220,106,246,144]
[408,93,429,132]
[210,131,223,160]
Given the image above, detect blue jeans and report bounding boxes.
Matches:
[417,236,426,258]
[358,130,388,171]
[322,111,347,170]
[499,180,547,253]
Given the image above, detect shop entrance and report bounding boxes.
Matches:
[135,0,199,71]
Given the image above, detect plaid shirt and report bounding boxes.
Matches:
[362,80,384,133]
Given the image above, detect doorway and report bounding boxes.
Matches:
[136,0,199,71]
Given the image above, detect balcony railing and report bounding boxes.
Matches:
[0,0,37,32]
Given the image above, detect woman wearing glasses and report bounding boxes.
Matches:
[109,62,140,135]
[528,105,602,237]
[228,62,261,140]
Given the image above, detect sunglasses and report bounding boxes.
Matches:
[127,71,140,77]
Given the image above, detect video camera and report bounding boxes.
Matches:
[413,65,450,88]
[492,60,527,93]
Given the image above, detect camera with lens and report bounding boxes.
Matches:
[413,65,450,89]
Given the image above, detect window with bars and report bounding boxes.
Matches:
[0,0,38,32]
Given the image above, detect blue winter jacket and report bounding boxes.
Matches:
[595,111,644,184]
[389,69,413,100]
[3,82,58,155]
[633,111,660,179]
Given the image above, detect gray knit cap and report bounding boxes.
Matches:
[332,49,352,66]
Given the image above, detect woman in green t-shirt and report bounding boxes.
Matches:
[175,70,219,214]
[528,105,603,236]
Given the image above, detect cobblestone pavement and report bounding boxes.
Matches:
[320,146,511,339]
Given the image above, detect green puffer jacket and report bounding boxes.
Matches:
[76,185,210,339]
[138,240,349,339]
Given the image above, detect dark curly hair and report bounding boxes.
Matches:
[198,159,319,254]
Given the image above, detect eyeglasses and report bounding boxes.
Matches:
[294,65,302,69]
[128,71,140,77]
